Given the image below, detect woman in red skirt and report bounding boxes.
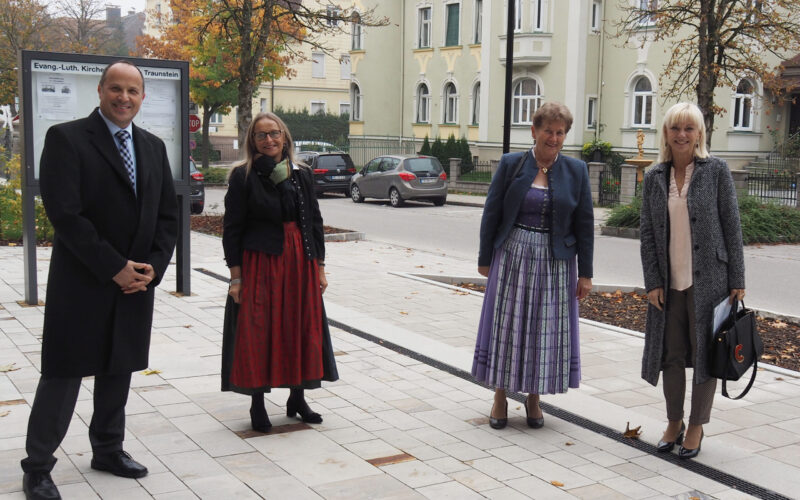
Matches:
[221,112,338,432]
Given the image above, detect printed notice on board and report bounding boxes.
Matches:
[139,79,177,140]
[37,74,78,121]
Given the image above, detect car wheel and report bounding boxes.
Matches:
[389,187,404,207]
[433,197,446,207]
[350,184,364,203]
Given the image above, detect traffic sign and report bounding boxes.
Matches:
[188,114,201,133]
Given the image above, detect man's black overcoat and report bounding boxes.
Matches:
[38,108,178,378]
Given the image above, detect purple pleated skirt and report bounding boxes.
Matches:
[472,227,581,394]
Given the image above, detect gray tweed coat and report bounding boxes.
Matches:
[639,156,745,386]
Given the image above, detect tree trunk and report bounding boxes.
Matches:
[201,104,212,169]
[696,0,717,145]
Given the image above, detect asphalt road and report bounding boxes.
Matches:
[203,187,800,317]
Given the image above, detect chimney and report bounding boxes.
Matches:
[106,5,121,22]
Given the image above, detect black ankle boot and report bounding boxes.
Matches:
[287,388,322,424]
[250,393,272,432]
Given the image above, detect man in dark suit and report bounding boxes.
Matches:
[21,60,178,500]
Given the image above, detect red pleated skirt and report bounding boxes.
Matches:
[230,222,324,389]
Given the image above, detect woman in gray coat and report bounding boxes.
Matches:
[639,102,745,459]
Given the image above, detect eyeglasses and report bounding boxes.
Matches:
[254,130,282,141]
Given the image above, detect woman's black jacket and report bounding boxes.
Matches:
[223,162,325,268]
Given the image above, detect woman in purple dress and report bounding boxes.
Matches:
[473,102,594,429]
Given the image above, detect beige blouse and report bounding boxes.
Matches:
[668,162,695,291]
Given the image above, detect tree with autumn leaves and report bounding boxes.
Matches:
[616,0,800,144]
[180,0,385,144]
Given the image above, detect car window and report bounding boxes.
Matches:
[189,160,198,173]
[405,157,443,174]
[366,158,383,173]
[317,155,354,169]
[380,158,400,171]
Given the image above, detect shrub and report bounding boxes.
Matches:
[0,154,53,243]
[604,194,800,245]
[202,167,230,184]
[738,196,800,244]
[604,196,641,228]
[419,135,431,155]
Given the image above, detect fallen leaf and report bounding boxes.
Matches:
[565,441,575,446]
[623,421,642,439]
[183,325,192,328]
[775,377,785,381]
[399,311,409,315]
[0,410,9,417]
[141,369,161,375]
[689,496,701,500]
[452,291,470,296]
[8,242,16,247]
[550,481,564,487]
[415,265,425,268]
[0,363,20,372]
[772,320,787,328]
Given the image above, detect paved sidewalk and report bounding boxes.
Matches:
[1,233,799,499]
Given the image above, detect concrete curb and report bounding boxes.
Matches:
[388,271,800,379]
[324,231,366,242]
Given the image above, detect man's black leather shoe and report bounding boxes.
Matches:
[90,450,148,478]
[23,471,61,500]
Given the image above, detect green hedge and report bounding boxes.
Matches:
[274,106,349,145]
[605,195,800,245]
[0,154,54,243]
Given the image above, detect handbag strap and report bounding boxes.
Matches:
[721,300,758,400]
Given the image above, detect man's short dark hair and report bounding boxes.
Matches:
[99,60,145,92]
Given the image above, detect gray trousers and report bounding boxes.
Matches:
[20,373,131,473]
[662,287,716,425]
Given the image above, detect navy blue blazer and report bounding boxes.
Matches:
[478,150,594,278]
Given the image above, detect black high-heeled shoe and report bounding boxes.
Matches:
[287,389,323,424]
[250,394,272,433]
[656,421,685,453]
[678,428,704,459]
[489,401,508,429]
[525,397,544,429]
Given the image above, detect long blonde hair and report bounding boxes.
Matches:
[659,102,710,164]
[241,112,300,176]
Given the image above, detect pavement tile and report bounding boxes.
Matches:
[416,480,485,499]
[515,457,595,489]
[465,456,528,481]
[600,476,660,499]
[380,460,450,488]
[504,474,578,500]
[137,471,187,496]
[424,456,472,474]
[565,482,631,499]
[312,474,425,500]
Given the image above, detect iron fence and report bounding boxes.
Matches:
[460,160,493,183]
[766,130,800,174]
[747,170,798,206]
[598,165,622,207]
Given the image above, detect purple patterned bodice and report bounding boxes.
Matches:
[514,185,551,230]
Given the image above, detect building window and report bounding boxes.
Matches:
[312,53,325,78]
[533,0,544,31]
[591,1,601,31]
[416,83,430,123]
[351,14,363,50]
[418,7,432,48]
[210,112,223,124]
[326,6,340,26]
[444,82,458,123]
[632,76,653,127]
[311,101,326,115]
[587,97,597,129]
[471,82,480,125]
[445,3,460,46]
[512,78,541,125]
[638,0,658,25]
[340,54,351,79]
[260,98,267,113]
[340,102,350,117]
[473,0,482,43]
[514,0,522,32]
[351,83,362,121]
[733,79,754,130]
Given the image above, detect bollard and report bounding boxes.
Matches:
[587,161,605,205]
[449,158,461,188]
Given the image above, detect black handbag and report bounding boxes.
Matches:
[709,300,763,399]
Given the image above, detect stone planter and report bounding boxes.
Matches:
[600,226,640,239]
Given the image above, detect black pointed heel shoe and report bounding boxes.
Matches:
[656,422,685,453]
[525,399,544,429]
[678,429,704,459]
[489,401,508,429]
[286,396,323,424]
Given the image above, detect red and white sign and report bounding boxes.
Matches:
[188,114,201,133]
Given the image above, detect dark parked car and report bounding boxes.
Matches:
[349,155,447,207]
[296,151,356,196]
[189,158,205,214]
